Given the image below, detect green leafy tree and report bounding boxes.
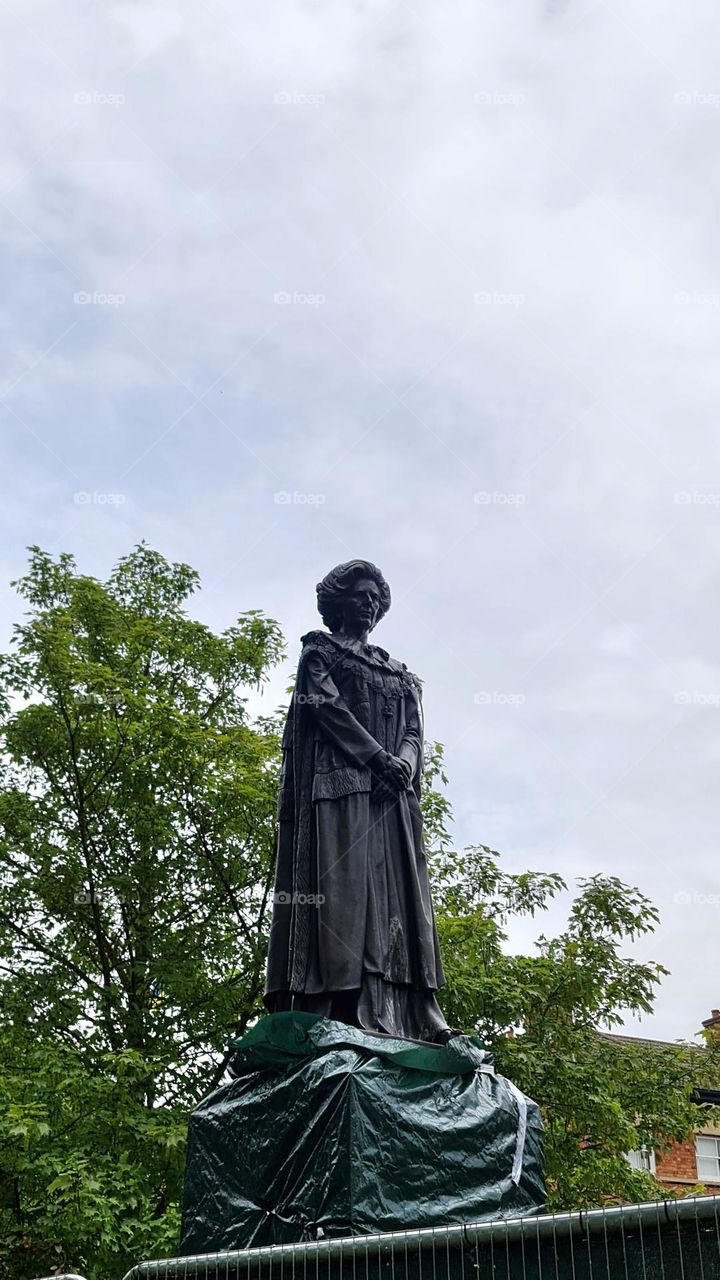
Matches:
[0,1032,185,1275]
[422,743,720,1208]
[0,545,284,1278]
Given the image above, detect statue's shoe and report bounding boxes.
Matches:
[433,1026,462,1045]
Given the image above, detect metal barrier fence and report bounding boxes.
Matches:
[121,1194,720,1280]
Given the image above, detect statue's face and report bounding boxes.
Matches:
[341,576,382,637]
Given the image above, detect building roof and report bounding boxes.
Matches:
[600,1031,702,1052]
[600,1030,720,1101]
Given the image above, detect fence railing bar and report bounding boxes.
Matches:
[120,1194,720,1280]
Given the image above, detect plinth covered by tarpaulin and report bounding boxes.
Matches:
[180,1012,545,1252]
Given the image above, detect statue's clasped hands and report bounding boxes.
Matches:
[371,751,412,803]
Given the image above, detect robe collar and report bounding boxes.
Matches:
[301,628,394,667]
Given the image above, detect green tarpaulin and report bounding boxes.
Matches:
[180,1013,545,1251]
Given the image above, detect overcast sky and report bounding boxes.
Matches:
[3,0,719,1044]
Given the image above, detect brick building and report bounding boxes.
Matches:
[607,1008,720,1194]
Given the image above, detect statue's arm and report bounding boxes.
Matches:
[397,682,423,782]
[303,650,385,768]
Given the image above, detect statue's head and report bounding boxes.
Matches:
[316,560,391,636]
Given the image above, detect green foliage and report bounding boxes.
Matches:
[422,743,720,1209]
[0,1033,183,1278]
[0,545,285,1278]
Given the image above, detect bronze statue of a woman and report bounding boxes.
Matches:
[264,560,452,1043]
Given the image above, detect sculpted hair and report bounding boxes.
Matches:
[316,560,391,633]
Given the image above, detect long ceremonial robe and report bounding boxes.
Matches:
[264,629,448,1042]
